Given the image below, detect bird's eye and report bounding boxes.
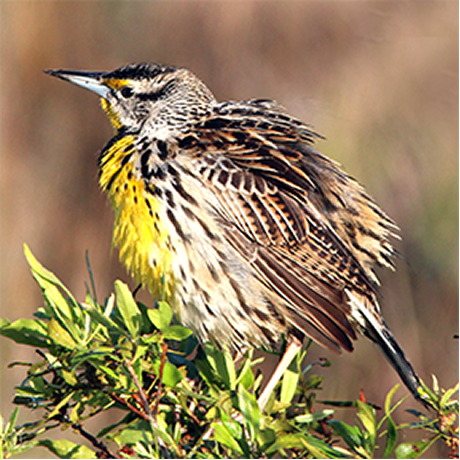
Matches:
[120,86,134,99]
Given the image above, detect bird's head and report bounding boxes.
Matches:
[45,63,216,138]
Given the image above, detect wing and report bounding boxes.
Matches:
[178,99,399,352]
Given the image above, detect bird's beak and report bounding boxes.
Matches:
[44,69,111,99]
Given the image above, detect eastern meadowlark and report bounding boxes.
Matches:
[46,63,425,409]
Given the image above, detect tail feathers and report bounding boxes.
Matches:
[363,315,422,399]
[347,291,426,405]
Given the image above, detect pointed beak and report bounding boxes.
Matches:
[44,69,111,99]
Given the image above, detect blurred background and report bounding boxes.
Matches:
[1,1,458,457]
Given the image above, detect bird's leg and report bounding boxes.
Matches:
[257,338,303,411]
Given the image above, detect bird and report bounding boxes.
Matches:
[45,63,426,410]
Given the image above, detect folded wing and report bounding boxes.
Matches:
[178,99,398,352]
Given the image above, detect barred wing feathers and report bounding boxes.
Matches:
[181,99,399,352]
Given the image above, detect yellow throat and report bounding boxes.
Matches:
[98,111,176,303]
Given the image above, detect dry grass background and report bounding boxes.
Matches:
[1,1,458,458]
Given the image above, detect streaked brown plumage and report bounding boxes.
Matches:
[46,63,425,409]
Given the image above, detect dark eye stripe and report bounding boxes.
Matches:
[137,80,176,101]
[138,91,163,101]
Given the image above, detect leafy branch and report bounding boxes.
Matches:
[0,245,457,458]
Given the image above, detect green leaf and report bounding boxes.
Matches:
[237,383,261,442]
[203,343,236,390]
[97,364,122,381]
[395,437,440,459]
[356,400,376,450]
[48,318,78,349]
[62,369,78,386]
[316,399,355,407]
[329,420,362,449]
[265,433,306,455]
[235,350,255,389]
[295,409,335,424]
[440,382,459,409]
[38,439,95,459]
[155,412,181,456]
[24,245,71,297]
[383,415,398,458]
[417,378,437,403]
[222,346,237,390]
[0,319,49,347]
[280,354,300,405]
[147,301,173,332]
[212,422,243,454]
[114,280,141,337]
[385,384,401,415]
[132,344,150,367]
[69,401,84,423]
[24,245,82,327]
[300,434,347,458]
[6,407,19,436]
[432,374,440,396]
[153,359,183,387]
[47,392,75,420]
[257,425,277,451]
[383,384,399,458]
[162,325,192,341]
[219,409,244,441]
[116,420,153,445]
[304,373,324,390]
[85,299,124,334]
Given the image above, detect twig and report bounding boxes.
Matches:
[108,392,149,422]
[124,360,171,458]
[57,412,119,459]
[153,342,168,417]
[125,361,155,422]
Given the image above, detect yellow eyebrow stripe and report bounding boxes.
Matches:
[103,78,130,90]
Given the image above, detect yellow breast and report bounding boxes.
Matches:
[99,136,176,303]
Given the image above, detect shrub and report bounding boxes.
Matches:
[0,245,457,458]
